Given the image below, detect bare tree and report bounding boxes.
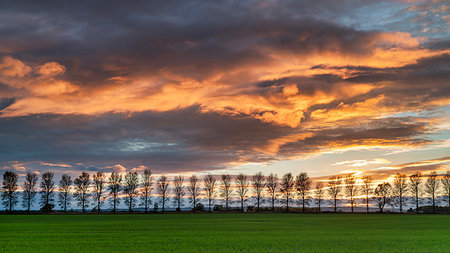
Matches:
[188,175,201,212]
[344,175,357,213]
[93,172,106,213]
[327,176,342,212]
[141,169,153,212]
[425,171,439,214]
[266,173,278,211]
[74,172,90,213]
[58,174,72,212]
[280,173,295,212]
[392,172,408,213]
[124,172,139,212]
[361,176,373,213]
[40,171,55,211]
[374,182,391,213]
[156,175,169,212]
[173,175,185,211]
[442,171,450,208]
[108,172,122,213]
[2,171,18,212]
[220,174,232,211]
[315,182,324,212]
[236,173,249,211]
[296,172,311,213]
[252,172,265,210]
[23,172,38,212]
[203,175,216,212]
[409,172,422,213]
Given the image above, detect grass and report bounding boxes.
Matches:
[1,213,449,252]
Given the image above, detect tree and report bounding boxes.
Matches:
[392,172,408,213]
[425,171,439,214]
[252,172,265,210]
[409,172,422,213]
[315,182,324,212]
[441,171,450,208]
[124,172,139,212]
[344,175,357,213]
[74,172,90,213]
[141,169,153,212]
[58,174,72,212]
[2,171,18,212]
[188,175,201,212]
[93,172,106,213]
[327,176,342,212]
[361,176,373,213]
[295,172,311,213]
[173,175,185,211]
[108,172,122,213]
[374,182,391,213]
[23,172,38,212]
[266,173,279,211]
[203,175,216,212]
[40,171,55,211]
[156,175,169,212]
[220,174,232,211]
[236,173,249,211]
[280,173,295,212]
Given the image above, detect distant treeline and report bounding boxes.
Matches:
[1,170,450,214]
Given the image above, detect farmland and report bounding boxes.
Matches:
[1,213,449,252]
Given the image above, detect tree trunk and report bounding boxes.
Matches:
[272,197,275,211]
[162,196,165,213]
[208,198,211,212]
[415,192,419,213]
[145,195,148,213]
[113,198,117,213]
[286,196,289,212]
[432,193,435,214]
[366,195,369,213]
[27,198,31,212]
[302,195,305,213]
[351,197,353,213]
[334,198,337,212]
[129,197,132,212]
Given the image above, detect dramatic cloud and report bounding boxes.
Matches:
[0,0,448,177]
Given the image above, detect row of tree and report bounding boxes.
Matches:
[2,170,450,213]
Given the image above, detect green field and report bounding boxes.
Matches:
[1,213,449,252]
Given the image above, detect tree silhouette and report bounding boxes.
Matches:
[252,172,265,211]
[156,175,169,212]
[23,172,38,212]
[58,174,72,212]
[108,172,122,213]
[327,176,342,212]
[344,175,357,213]
[409,172,422,213]
[280,173,295,212]
[442,171,450,208]
[315,182,324,212]
[124,172,139,212]
[203,175,216,212]
[361,176,373,213]
[220,174,232,211]
[74,172,90,213]
[236,173,249,212]
[266,173,279,211]
[93,172,106,213]
[173,175,185,211]
[374,182,391,213]
[188,175,201,212]
[2,171,18,212]
[425,171,439,214]
[141,169,153,213]
[295,172,311,213]
[392,172,408,213]
[40,171,55,211]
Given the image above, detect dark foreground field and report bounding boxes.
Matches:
[1,213,449,252]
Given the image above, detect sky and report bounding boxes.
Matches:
[0,0,449,183]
